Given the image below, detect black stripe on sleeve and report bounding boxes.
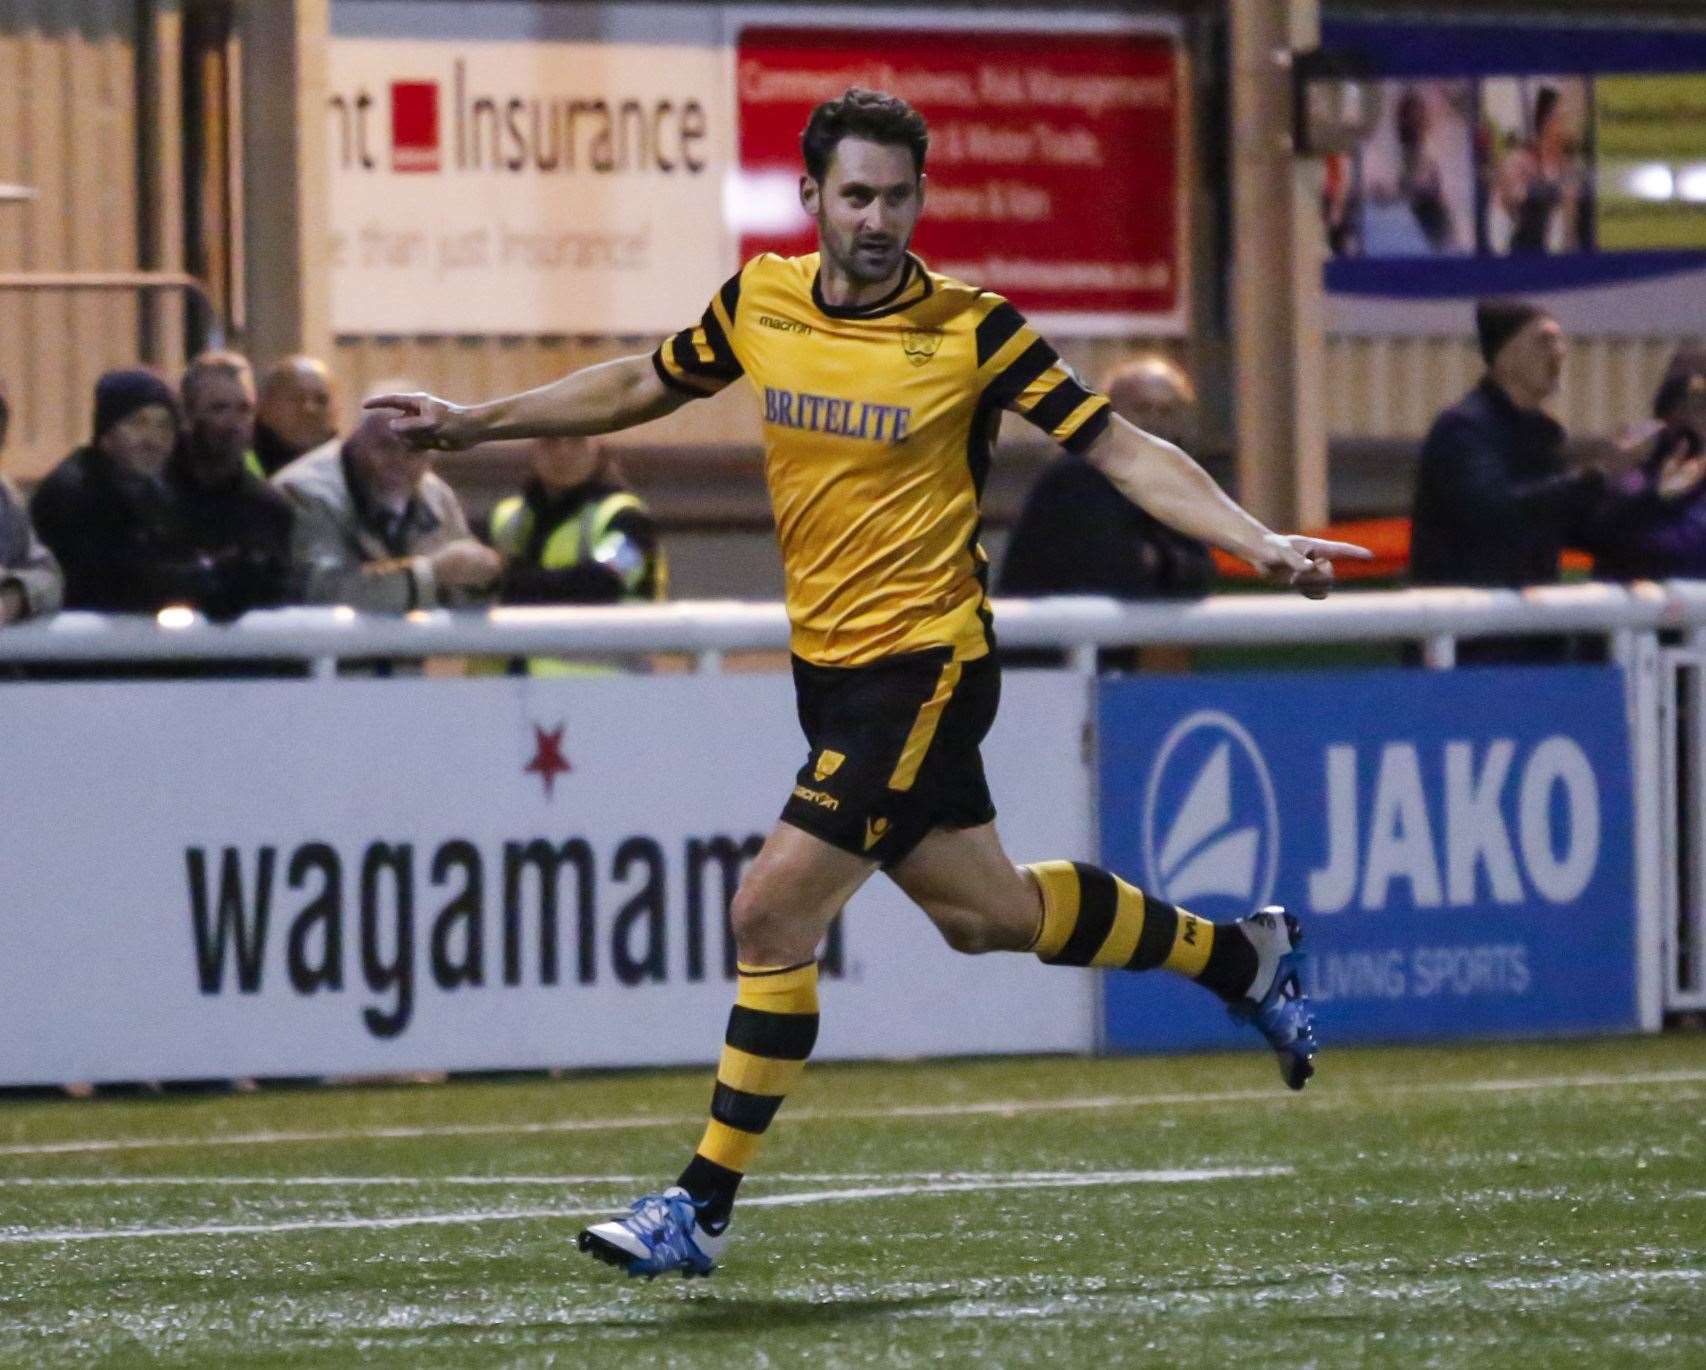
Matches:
[711,1082,786,1134]
[725,1005,820,1060]
[1044,863,1119,967]
[1059,402,1113,455]
[983,339,1060,410]
[652,347,704,396]
[975,301,1025,367]
[1025,377,1096,437]
[671,330,723,379]
[699,307,743,379]
[719,270,742,327]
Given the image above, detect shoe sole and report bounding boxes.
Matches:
[576,1227,715,1280]
[1272,922,1316,1091]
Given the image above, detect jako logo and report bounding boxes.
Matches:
[1141,711,1280,917]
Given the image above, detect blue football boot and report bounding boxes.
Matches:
[578,1187,728,1279]
[1226,907,1318,1090]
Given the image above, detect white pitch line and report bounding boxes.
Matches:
[0,1169,1128,1189]
[0,1166,1286,1245]
[3,1068,1702,1159]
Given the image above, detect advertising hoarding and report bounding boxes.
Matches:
[1099,668,1640,1051]
[733,18,1186,331]
[0,673,1094,1084]
[1320,19,1706,334]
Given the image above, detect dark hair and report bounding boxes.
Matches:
[1532,85,1560,136]
[1654,346,1706,420]
[1475,297,1549,367]
[800,88,928,183]
[0,377,9,449]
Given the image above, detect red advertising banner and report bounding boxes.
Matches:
[734,24,1185,330]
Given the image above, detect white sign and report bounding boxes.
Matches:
[0,673,1094,1084]
[327,37,735,333]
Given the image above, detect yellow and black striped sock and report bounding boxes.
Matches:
[1024,860,1258,1001]
[676,959,819,1231]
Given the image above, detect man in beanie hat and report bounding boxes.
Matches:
[30,366,277,620]
[1407,298,1674,662]
[0,375,63,626]
[31,368,184,610]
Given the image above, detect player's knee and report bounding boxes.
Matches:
[728,885,778,947]
[933,907,1009,956]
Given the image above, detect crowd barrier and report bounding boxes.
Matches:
[4,583,1702,1085]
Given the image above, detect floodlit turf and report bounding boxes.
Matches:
[2,1036,1704,1368]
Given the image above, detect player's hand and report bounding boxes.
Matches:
[363,392,473,451]
[1247,533,1372,600]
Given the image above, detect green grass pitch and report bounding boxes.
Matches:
[2,1034,1703,1367]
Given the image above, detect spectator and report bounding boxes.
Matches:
[1408,299,1684,663]
[998,355,1214,668]
[274,405,500,611]
[491,436,666,606]
[167,352,294,619]
[1581,347,1706,581]
[29,368,205,613]
[253,354,338,477]
[0,377,63,625]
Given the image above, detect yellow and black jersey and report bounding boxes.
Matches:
[653,252,1112,667]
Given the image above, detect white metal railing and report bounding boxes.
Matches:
[0,582,1689,670]
[7,581,1706,1022]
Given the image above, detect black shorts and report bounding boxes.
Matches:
[780,647,1000,867]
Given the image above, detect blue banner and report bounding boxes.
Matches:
[1099,668,1638,1051]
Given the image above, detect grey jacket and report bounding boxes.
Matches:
[0,474,63,620]
[272,439,485,611]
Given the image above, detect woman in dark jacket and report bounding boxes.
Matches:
[1582,348,1706,582]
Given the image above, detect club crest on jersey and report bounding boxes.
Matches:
[901,328,944,367]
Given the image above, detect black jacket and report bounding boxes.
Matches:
[997,454,1214,600]
[30,445,291,620]
[162,452,294,617]
[1409,379,1602,589]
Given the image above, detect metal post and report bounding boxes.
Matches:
[1626,630,1667,1028]
[1421,634,1456,670]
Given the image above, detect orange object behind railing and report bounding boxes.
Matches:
[1209,516,1593,581]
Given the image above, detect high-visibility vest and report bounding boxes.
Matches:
[488,489,665,676]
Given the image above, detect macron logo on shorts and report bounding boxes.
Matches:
[863,816,890,851]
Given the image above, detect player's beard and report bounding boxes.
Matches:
[823,221,907,289]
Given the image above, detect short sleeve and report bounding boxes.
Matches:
[652,269,746,399]
[973,299,1112,455]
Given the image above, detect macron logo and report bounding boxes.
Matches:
[390,81,440,173]
[1142,711,1279,917]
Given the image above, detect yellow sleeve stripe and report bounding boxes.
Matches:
[1055,393,1112,440]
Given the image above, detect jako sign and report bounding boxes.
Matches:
[1102,667,1638,1048]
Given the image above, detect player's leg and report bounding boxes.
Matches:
[674,820,873,1223]
[887,822,1315,1088]
[579,819,875,1277]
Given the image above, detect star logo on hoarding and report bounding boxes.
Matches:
[525,723,572,798]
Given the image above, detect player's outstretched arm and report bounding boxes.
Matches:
[364,354,688,451]
[1082,414,1372,599]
